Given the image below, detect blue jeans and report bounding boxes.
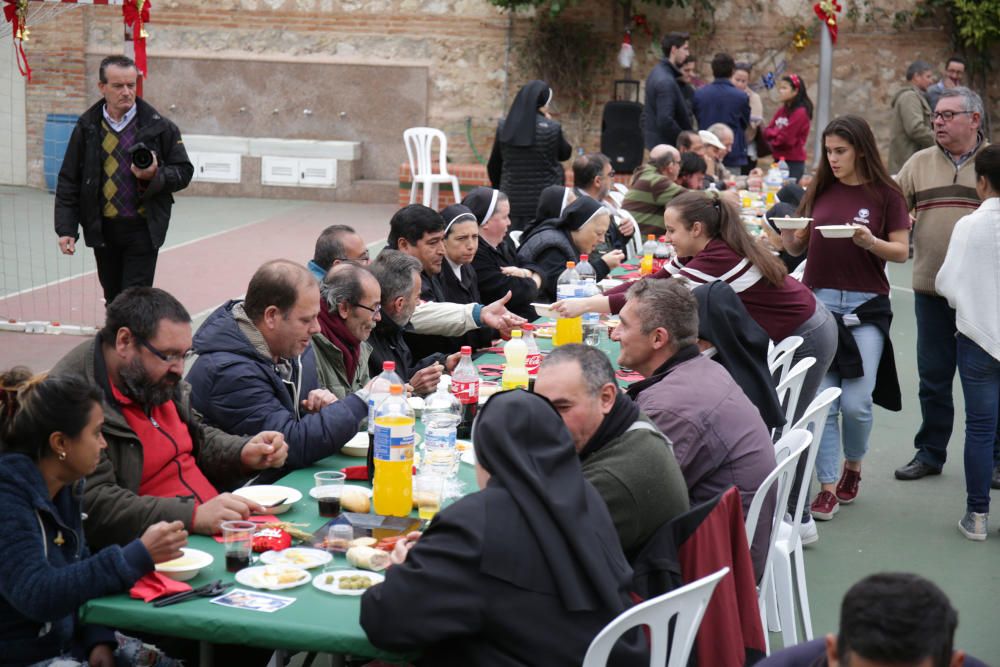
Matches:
[913,293,958,468]
[814,289,886,484]
[956,334,1000,513]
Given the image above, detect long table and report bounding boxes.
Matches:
[81,305,631,661]
[81,452,477,662]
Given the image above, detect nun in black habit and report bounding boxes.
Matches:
[487,80,573,232]
[465,187,541,321]
[360,390,648,667]
[437,203,495,352]
[515,197,614,302]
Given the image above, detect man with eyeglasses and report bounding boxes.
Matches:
[572,152,634,256]
[187,259,372,478]
[312,262,380,399]
[307,224,370,281]
[51,287,290,550]
[894,87,996,485]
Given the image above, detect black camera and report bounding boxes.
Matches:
[128,142,155,170]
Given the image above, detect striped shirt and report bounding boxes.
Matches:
[622,163,684,232]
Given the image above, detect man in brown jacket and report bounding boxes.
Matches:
[888,61,936,174]
[51,287,288,550]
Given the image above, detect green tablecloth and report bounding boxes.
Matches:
[80,452,476,660]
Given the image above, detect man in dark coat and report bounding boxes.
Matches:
[186,260,369,476]
[643,32,694,149]
[693,52,751,171]
[55,55,193,305]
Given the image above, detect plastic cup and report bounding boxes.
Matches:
[314,471,346,517]
[414,473,444,521]
[221,520,256,572]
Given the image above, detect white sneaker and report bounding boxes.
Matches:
[958,511,988,541]
[799,517,819,546]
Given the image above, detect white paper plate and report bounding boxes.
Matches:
[531,303,559,319]
[312,569,385,596]
[155,547,214,581]
[232,485,303,515]
[597,278,623,290]
[341,431,369,457]
[258,547,332,569]
[816,225,857,238]
[234,565,312,590]
[308,485,373,500]
[772,217,812,230]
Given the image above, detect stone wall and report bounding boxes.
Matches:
[17,0,997,195]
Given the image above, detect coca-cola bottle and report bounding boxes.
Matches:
[450,346,480,439]
[522,323,542,392]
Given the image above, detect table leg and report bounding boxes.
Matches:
[199,640,213,667]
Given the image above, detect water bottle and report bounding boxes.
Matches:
[554,262,582,346]
[574,257,600,346]
[450,346,480,439]
[777,158,790,182]
[373,384,414,517]
[640,234,657,275]
[422,377,460,478]
[501,330,529,390]
[366,361,403,480]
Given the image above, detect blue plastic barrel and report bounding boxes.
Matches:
[44,113,79,193]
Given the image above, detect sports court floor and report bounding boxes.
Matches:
[1,185,997,661]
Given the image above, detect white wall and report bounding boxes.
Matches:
[0,41,28,186]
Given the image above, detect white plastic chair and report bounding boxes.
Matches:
[403,127,461,209]
[582,567,730,667]
[744,429,812,655]
[509,230,524,248]
[766,387,842,647]
[767,335,804,386]
[772,356,816,440]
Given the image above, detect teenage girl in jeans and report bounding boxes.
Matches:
[781,115,910,521]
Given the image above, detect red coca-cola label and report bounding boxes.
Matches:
[526,353,542,376]
[451,379,479,405]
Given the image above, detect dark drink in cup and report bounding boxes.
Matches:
[225,553,250,572]
[318,495,342,518]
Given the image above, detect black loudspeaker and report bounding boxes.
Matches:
[601,100,644,174]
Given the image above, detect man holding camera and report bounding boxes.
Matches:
[55,55,193,305]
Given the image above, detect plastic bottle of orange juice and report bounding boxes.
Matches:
[554,261,582,346]
[373,384,414,517]
[639,234,657,275]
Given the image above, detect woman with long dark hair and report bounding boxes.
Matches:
[762,73,814,182]
[781,114,910,523]
[487,81,573,231]
[0,370,187,667]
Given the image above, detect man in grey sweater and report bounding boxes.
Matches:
[534,344,689,558]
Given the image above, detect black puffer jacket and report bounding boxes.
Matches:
[487,115,572,225]
[54,97,193,249]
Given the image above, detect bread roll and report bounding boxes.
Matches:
[346,545,390,571]
[341,487,371,513]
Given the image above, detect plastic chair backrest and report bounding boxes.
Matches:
[785,387,842,526]
[767,335,803,385]
[403,127,448,179]
[582,567,730,667]
[745,430,811,575]
[772,356,816,439]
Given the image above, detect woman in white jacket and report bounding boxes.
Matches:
[935,144,1000,542]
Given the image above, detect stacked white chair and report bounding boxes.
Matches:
[772,357,816,440]
[767,335,804,387]
[767,387,842,648]
[403,127,462,209]
[744,429,812,655]
[582,567,730,667]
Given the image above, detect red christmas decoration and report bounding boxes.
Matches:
[3,0,31,81]
[813,0,841,44]
[122,0,151,81]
